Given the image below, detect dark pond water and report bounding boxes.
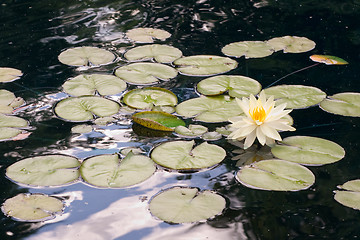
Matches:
[1,0,360,239]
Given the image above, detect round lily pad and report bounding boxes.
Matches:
[6,155,80,187]
[94,116,116,125]
[176,95,243,122]
[271,136,345,166]
[0,67,23,83]
[201,132,222,141]
[0,89,24,114]
[310,55,349,65]
[115,62,178,85]
[80,152,156,188]
[221,41,274,58]
[2,193,64,222]
[334,179,360,210]
[132,111,185,131]
[123,87,178,110]
[54,96,120,122]
[126,28,171,43]
[71,124,93,134]
[267,36,316,53]
[149,187,226,224]
[58,46,116,67]
[174,55,238,76]
[320,92,360,117]
[62,74,127,96]
[263,85,326,109]
[236,159,315,191]
[151,140,226,170]
[196,75,262,98]
[124,44,182,63]
[174,125,208,138]
[0,114,30,141]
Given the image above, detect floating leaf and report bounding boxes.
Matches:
[0,89,24,114]
[263,85,326,109]
[334,179,360,210]
[151,140,226,170]
[2,193,64,222]
[222,41,274,58]
[202,132,222,141]
[94,116,116,125]
[80,152,156,188]
[271,136,345,166]
[0,114,29,141]
[132,111,185,131]
[58,46,115,67]
[115,62,177,85]
[236,159,315,191]
[320,92,360,117]
[123,87,177,110]
[71,124,93,134]
[6,155,80,187]
[0,67,23,83]
[174,55,238,76]
[176,95,243,122]
[310,55,348,65]
[149,187,226,224]
[267,36,316,53]
[174,125,208,138]
[62,74,127,96]
[197,75,261,98]
[124,44,182,63]
[126,28,171,43]
[54,96,120,122]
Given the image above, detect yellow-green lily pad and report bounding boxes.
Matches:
[124,44,182,63]
[267,36,316,53]
[126,28,171,43]
[0,67,23,83]
[174,124,208,138]
[0,89,25,114]
[320,92,360,117]
[132,111,185,131]
[222,41,274,58]
[334,179,360,210]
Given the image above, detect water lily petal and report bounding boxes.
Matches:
[256,127,266,145]
[267,120,296,131]
[260,124,282,140]
[244,130,257,149]
[236,98,250,117]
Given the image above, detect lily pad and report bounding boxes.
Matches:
[151,140,226,170]
[197,75,262,98]
[202,132,222,141]
[124,44,182,63]
[2,193,64,222]
[334,179,360,210]
[271,136,345,166]
[58,46,116,67]
[71,124,93,134]
[319,92,360,117]
[126,28,171,43]
[0,114,30,141]
[176,95,243,122]
[54,96,120,122]
[80,152,156,188]
[310,55,349,65]
[0,67,23,83]
[236,159,315,191]
[263,85,326,109]
[132,111,185,131]
[221,41,274,58]
[6,155,80,187]
[174,125,208,138]
[174,55,238,76]
[115,62,177,85]
[123,87,178,110]
[94,116,116,125]
[149,187,226,224]
[62,74,127,96]
[0,89,25,114]
[267,36,316,53]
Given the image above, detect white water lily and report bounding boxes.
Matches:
[228,91,295,149]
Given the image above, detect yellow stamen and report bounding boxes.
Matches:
[250,106,267,122]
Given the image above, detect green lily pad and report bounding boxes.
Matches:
[202,132,222,141]
[126,28,171,43]
[174,55,238,76]
[6,155,80,187]
[94,116,116,125]
[58,46,116,67]
[115,62,178,85]
[263,85,326,109]
[271,136,345,166]
[62,74,127,96]
[0,67,23,83]
[236,159,315,191]
[151,140,226,170]
[0,127,23,141]
[0,89,25,114]
[124,44,182,63]
[221,41,274,58]
[2,193,64,222]
[132,111,185,131]
[123,87,178,110]
[196,75,262,98]
[334,179,360,210]
[176,95,243,122]
[174,125,208,138]
[80,152,156,188]
[310,55,349,65]
[267,36,316,53]
[0,114,30,141]
[320,92,360,117]
[149,187,226,224]
[71,124,93,134]
[54,96,120,122]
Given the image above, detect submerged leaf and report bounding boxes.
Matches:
[124,44,182,63]
[0,67,23,83]
[126,28,171,43]
[222,41,274,58]
[334,179,360,210]
[267,36,316,53]
[320,92,360,117]
[310,55,348,65]
[132,111,185,131]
